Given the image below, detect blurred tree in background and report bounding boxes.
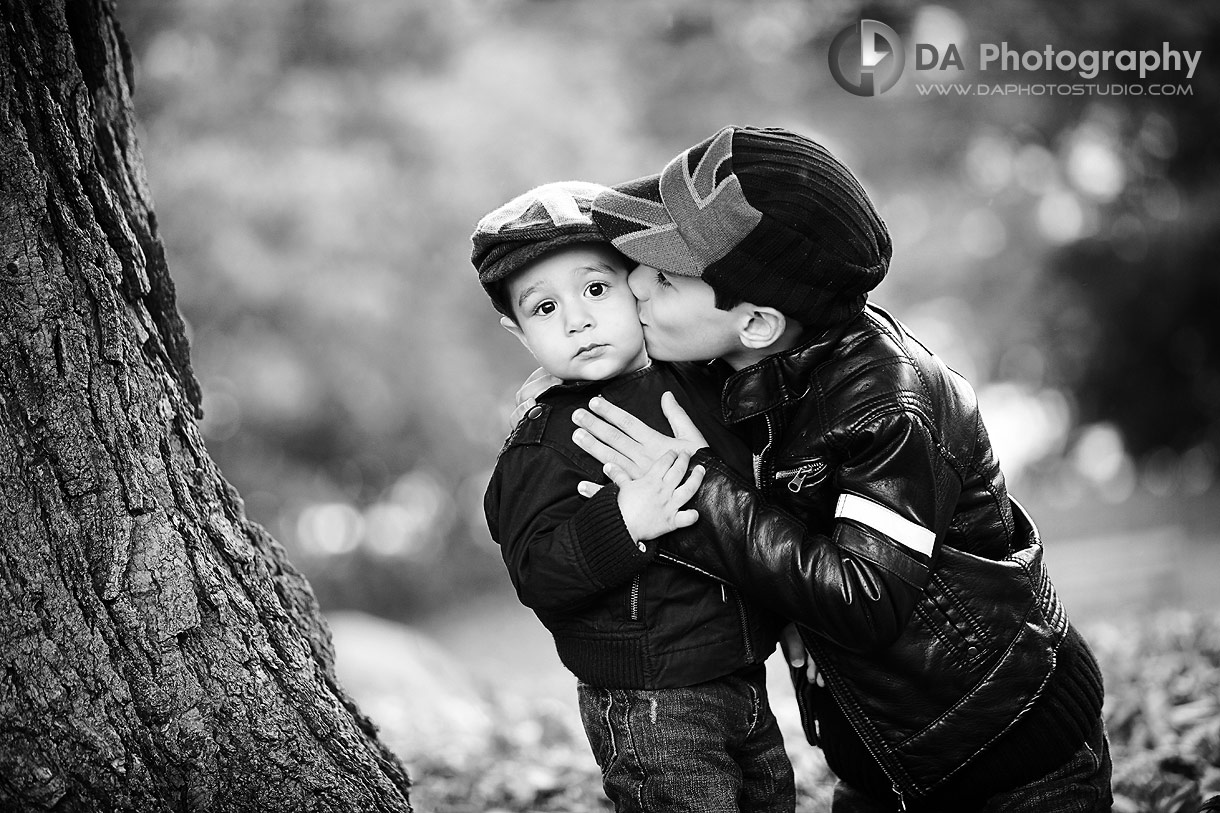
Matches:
[112,0,1220,621]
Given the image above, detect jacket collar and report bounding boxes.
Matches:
[720,312,860,424]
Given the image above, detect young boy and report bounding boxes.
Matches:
[566,127,1112,810]
[471,181,795,813]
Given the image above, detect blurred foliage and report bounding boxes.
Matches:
[113,0,1220,619]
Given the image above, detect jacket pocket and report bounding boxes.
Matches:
[771,456,830,493]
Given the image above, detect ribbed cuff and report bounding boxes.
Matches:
[571,485,655,588]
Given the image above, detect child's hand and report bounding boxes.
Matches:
[607,451,705,543]
[780,623,824,686]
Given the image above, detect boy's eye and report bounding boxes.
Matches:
[654,270,671,288]
[586,281,608,297]
[533,300,556,316]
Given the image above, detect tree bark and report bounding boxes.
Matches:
[0,1,413,810]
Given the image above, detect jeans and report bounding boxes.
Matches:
[577,667,796,813]
[832,718,1113,813]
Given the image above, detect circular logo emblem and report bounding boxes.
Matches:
[829,19,906,97]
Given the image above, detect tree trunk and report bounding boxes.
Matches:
[0,1,413,810]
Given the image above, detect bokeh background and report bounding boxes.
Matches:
[115,0,1220,808]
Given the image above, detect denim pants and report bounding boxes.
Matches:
[831,718,1113,813]
[577,668,796,813]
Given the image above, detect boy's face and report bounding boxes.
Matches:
[627,264,744,363]
[504,245,647,381]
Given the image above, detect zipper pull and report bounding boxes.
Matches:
[893,784,907,812]
[720,584,728,603]
[787,464,813,492]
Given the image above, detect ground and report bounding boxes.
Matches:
[328,527,1220,813]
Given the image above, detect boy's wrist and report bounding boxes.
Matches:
[572,486,653,585]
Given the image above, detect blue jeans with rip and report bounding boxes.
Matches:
[577,666,796,813]
[831,717,1113,812]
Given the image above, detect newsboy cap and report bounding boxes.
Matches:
[590,126,891,328]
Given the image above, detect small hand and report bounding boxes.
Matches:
[507,367,562,430]
[609,450,705,543]
[780,623,824,686]
[572,391,708,479]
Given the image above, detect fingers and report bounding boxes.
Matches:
[673,507,700,529]
[780,624,807,668]
[573,426,644,478]
[659,450,687,487]
[660,391,709,448]
[587,396,650,441]
[573,406,644,462]
[601,462,633,489]
[672,464,704,505]
[577,480,604,498]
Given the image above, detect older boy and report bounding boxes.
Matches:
[567,127,1111,810]
[473,181,795,813]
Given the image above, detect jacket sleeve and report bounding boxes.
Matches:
[669,410,956,652]
[484,445,657,613]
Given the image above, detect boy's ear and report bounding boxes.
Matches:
[737,305,790,351]
[500,315,530,350]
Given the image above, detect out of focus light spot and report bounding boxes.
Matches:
[963,134,1014,194]
[739,3,810,62]
[1066,127,1125,201]
[910,5,969,83]
[1037,189,1086,243]
[881,193,931,250]
[367,469,455,558]
[1072,423,1136,502]
[977,383,1071,479]
[900,298,980,385]
[144,32,218,83]
[294,469,455,558]
[1138,112,1178,161]
[1181,445,1218,496]
[997,343,1047,386]
[1013,144,1058,194]
[298,502,364,555]
[959,208,1007,258]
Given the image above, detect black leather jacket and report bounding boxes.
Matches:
[662,305,1102,800]
[484,363,782,690]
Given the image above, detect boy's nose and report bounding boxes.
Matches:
[628,265,651,300]
[566,307,594,333]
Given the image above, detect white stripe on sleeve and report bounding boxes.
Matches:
[835,493,935,558]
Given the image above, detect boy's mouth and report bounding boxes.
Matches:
[574,343,608,359]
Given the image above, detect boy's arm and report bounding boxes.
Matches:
[666,412,950,653]
[487,446,703,614]
[577,400,952,653]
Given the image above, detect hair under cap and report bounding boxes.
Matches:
[591,126,891,328]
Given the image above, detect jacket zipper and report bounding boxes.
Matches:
[776,463,816,492]
[752,414,775,488]
[727,586,755,662]
[818,656,912,805]
[629,574,641,621]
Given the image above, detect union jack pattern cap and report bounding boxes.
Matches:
[471,180,613,314]
[591,126,891,328]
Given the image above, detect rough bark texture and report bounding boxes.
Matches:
[0,1,413,810]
